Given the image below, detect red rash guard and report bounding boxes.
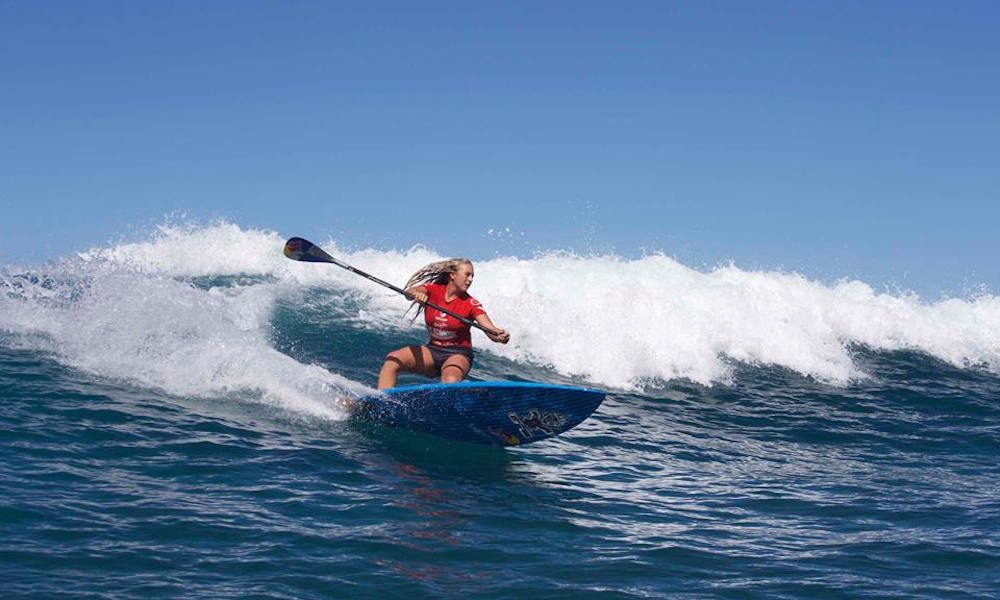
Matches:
[423,282,487,350]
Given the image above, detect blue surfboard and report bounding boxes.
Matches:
[352,381,605,447]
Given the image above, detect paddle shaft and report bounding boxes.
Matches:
[284,237,500,336]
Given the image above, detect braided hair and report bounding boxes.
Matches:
[404,258,472,320]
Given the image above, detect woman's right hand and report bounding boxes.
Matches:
[407,290,428,304]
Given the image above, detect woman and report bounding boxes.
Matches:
[377,258,509,389]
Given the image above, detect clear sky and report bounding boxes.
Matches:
[2,1,998,295]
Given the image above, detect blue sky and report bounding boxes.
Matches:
[2,1,998,295]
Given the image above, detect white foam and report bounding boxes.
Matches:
[4,222,1000,394]
[470,257,1000,387]
[2,246,370,419]
[78,222,288,277]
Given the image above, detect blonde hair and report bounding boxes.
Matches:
[404,258,472,319]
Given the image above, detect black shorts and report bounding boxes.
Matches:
[426,344,474,373]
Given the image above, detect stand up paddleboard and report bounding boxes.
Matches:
[282,238,604,446]
[352,381,605,447]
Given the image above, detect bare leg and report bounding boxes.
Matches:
[439,354,471,384]
[378,345,436,390]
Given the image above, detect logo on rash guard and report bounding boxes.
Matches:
[429,328,457,339]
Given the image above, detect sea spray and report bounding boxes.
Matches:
[3,222,999,394]
[1,252,367,419]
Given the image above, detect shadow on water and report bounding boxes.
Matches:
[342,419,517,481]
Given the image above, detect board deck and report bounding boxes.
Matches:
[352,381,605,447]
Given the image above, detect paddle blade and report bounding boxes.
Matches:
[283,237,334,263]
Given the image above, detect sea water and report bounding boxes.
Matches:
[2,223,998,598]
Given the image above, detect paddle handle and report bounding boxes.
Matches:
[284,237,501,336]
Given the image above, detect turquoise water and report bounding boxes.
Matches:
[2,226,999,598]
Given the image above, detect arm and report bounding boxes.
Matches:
[475,313,510,344]
[404,285,429,304]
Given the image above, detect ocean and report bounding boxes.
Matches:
[2,223,998,599]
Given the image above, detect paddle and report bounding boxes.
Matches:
[283,237,501,336]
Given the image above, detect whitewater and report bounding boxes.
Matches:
[3,223,998,401]
[2,223,999,598]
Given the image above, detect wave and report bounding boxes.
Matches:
[2,222,998,398]
[1,225,370,419]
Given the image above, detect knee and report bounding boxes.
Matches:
[440,365,466,383]
[381,355,403,371]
